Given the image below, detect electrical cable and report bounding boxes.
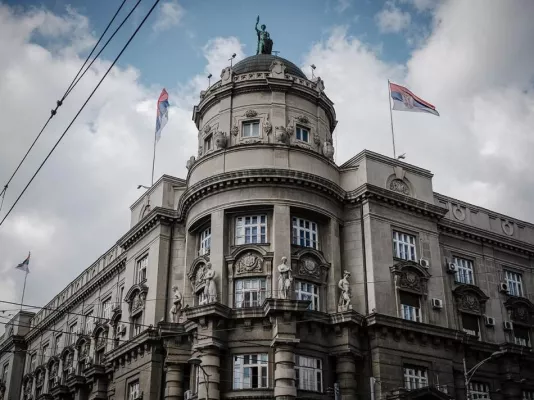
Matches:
[0,0,129,215]
[0,0,161,228]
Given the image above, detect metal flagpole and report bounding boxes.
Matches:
[20,270,28,311]
[150,131,157,187]
[387,79,397,159]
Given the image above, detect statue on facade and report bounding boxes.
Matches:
[203,263,217,303]
[169,285,183,323]
[255,15,273,55]
[338,270,353,312]
[277,257,293,299]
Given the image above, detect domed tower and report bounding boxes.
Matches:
[177,20,361,400]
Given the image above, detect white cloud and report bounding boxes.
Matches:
[305,0,534,222]
[152,0,184,32]
[335,0,351,13]
[375,1,412,33]
[400,0,439,12]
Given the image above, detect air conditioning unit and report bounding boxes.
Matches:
[184,390,193,400]
[484,316,496,327]
[499,282,509,293]
[446,262,457,273]
[431,298,443,309]
[503,321,513,331]
[419,258,430,269]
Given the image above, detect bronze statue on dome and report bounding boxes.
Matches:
[256,15,273,55]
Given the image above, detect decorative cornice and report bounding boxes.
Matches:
[118,206,177,250]
[438,219,534,256]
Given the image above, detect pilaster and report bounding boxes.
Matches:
[273,205,291,299]
[336,353,357,400]
[164,362,184,400]
[198,347,220,400]
[210,210,226,305]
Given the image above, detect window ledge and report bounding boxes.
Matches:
[232,243,271,248]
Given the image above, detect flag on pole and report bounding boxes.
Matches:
[155,89,169,142]
[389,82,439,116]
[15,252,30,273]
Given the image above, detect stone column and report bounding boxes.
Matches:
[210,210,226,305]
[164,363,184,400]
[273,205,291,299]
[198,347,220,400]
[336,353,357,400]
[273,343,297,400]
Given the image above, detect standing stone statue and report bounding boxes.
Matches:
[277,257,293,299]
[203,263,217,303]
[255,15,273,55]
[338,270,353,312]
[169,286,183,323]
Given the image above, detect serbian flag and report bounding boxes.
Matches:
[15,252,30,273]
[389,82,439,116]
[155,89,169,142]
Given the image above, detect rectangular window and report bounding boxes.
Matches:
[102,297,113,320]
[235,215,267,245]
[393,231,417,261]
[403,366,428,390]
[235,278,266,308]
[132,315,143,337]
[400,291,421,322]
[68,323,77,345]
[204,135,212,152]
[292,217,319,249]
[30,353,37,372]
[54,334,62,355]
[462,313,480,338]
[128,381,140,400]
[200,227,211,255]
[136,255,148,283]
[454,257,475,285]
[41,343,49,364]
[295,281,320,311]
[233,354,268,389]
[523,391,534,400]
[296,126,310,143]
[469,382,490,400]
[505,270,523,297]
[242,120,260,138]
[295,355,322,392]
[84,311,94,335]
[513,324,531,347]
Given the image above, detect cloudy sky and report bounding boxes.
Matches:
[1,0,534,320]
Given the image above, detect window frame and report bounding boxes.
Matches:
[292,217,319,250]
[199,226,211,256]
[235,277,267,308]
[469,381,491,400]
[242,120,260,138]
[453,256,475,285]
[400,291,421,322]
[41,343,49,364]
[512,324,531,347]
[403,365,428,390]
[295,355,323,392]
[523,390,534,400]
[132,314,143,337]
[461,313,480,339]
[29,353,37,373]
[235,215,268,245]
[136,254,148,284]
[232,353,269,390]
[101,297,113,320]
[295,281,320,311]
[84,310,94,335]
[204,134,213,152]
[128,380,140,400]
[68,323,77,345]
[393,230,417,261]
[504,269,523,297]
[295,125,310,143]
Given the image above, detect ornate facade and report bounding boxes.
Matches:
[1,51,534,400]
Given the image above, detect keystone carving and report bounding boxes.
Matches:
[245,109,258,118]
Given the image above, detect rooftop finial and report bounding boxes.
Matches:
[255,15,273,55]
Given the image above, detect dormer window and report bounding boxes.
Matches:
[295,126,310,143]
[242,120,260,137]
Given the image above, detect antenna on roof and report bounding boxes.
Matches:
[311,64,316,79]
[229,53,236,68]
[207,74,212,88]
[272,50,280,56]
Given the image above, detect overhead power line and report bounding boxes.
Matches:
[0,0,128,215]
[0,0,162,228]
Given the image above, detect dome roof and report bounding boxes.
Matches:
[233,54,307,79]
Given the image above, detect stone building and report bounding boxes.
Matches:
[1,46,534,400]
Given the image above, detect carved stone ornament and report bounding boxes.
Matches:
[314,133,321,146]
[204,125,211,134]
[338,270,353,312]
[186,156,196,170]
[399,271,422,292]
[277,257,293,299]
[285,124,294,135]
[504,297,534,324]
[198,146,202,157]
[231,125,239,136]
[236,253,263,274]
[297,115,309,124]
[96,332,107,349]
[269,59,286,78]
[214,131,227,149]
[459,293,481,313]
[298,257,320,279]
[245,109,258,118]
[315,77,325,93]
[220,66,232,84]
[275,126,288,143]
[389,179,410,196]
[131,292,146,314]
[322,140,335,159]
[36,371,44,387]
[502,220,514,236]
[263,120,272,135]
[453,205,466,221]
